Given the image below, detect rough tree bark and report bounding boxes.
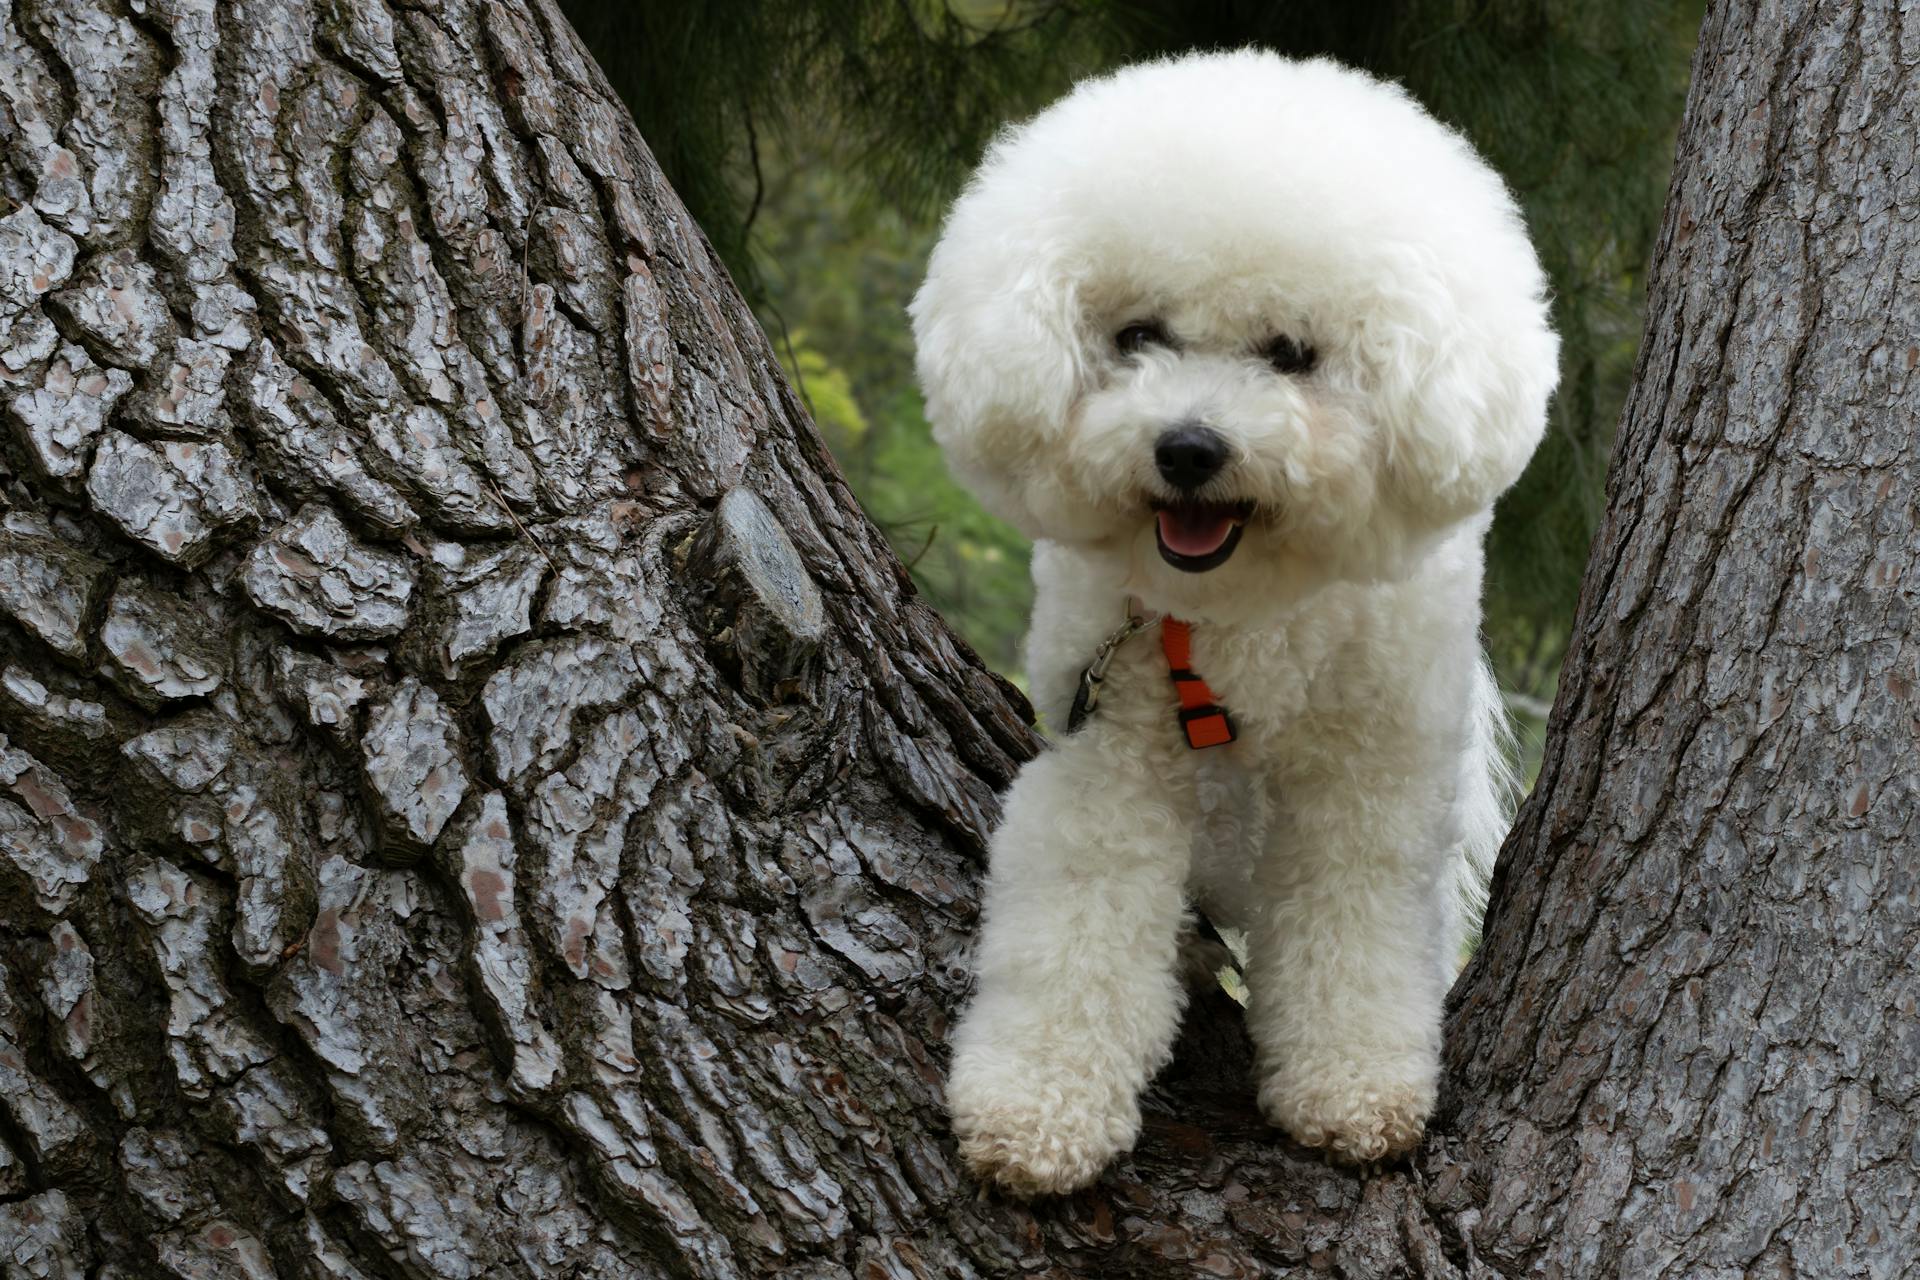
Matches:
[0,0,1909,1278]
[1440,0,1920,1272]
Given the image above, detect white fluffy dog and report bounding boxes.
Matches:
[910,50,1559,1194]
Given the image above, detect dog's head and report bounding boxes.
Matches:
[911,51,1559,614]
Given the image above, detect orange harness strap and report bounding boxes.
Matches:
[1160,619,1237,749]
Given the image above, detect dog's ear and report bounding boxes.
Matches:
[909,206,1087,538]
[1362,245,1560,531]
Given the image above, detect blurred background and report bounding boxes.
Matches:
[560,0,1703,764]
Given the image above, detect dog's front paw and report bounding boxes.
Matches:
[1258,1061,1435,1165]
[948,1058,1138,1196]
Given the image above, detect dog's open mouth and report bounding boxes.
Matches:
[1153,500,1253,572]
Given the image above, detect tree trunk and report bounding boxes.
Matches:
[0,1,1909,1278]
[1440,0,1920,1272]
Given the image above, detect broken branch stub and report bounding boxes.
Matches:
[679,487,826,704]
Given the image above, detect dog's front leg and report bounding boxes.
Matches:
[947,720,1195,1196]
[1245,755,1460,1164]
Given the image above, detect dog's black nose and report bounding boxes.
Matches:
[1154,425,1230,491]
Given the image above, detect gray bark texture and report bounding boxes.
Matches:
[0,0,1909,1276]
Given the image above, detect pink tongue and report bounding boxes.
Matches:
[1157,509,1236,557]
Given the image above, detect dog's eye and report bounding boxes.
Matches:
[1115,321,1169,355]
[1263,334,1317,375]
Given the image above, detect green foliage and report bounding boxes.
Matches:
[564,0,1701,694]
[559,1,1098,287]
[755,163,1035,674]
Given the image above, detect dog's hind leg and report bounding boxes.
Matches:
[945,713,1198,1196]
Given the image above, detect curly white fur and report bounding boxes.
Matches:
[910,50,1557,1194]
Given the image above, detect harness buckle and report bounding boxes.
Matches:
[1177,704,1237,749]
[1063,602,1236,749]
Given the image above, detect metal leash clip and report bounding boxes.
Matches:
[1066,600,1150,733]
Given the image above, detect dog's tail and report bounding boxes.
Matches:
[1452,657,1521,942]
